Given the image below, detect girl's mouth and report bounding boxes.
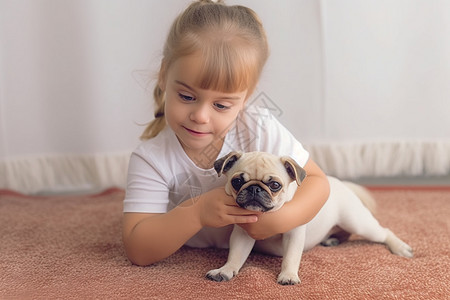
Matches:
[183,126,210,136]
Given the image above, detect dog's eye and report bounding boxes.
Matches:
[267,181,281,192]
[231,178,244,191]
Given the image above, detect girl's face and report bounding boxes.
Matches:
[161,54,247,166]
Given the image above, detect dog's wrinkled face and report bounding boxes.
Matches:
[214,152,306,212]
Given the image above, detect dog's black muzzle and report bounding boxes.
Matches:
[236,184,274,212]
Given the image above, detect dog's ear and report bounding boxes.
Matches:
[214,152,242,177]
[281,157,307,185]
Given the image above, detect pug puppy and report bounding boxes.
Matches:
[206,151,413,285]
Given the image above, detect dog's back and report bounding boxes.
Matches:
[342,181,377,214]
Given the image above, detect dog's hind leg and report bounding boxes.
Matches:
[338,194,413,258]
[320,228,351,247]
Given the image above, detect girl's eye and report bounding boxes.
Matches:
[178,93,196,102]
[214,103,230,110]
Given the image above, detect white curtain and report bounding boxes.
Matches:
[1,0,449,193]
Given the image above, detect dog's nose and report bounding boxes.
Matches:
[247,185,262,196]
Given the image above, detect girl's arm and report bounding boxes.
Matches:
[122,187,260,266]
[238,158,330,240]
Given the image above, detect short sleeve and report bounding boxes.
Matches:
[123,152,170,213]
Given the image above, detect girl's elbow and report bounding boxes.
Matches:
[307,171,330,200]
[321,176,330,198]
[127,255,152,267]
[122,234,155,266]
[123,244,155,266]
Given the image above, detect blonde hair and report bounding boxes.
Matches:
[141,0,269,140]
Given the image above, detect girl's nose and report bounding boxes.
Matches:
[190,104,210,124]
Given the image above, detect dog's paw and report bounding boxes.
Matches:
[205,267,236,282]
[388,240,414,258]
[277,272,301,285]
[320,237,340,247]
[385,230,414,258]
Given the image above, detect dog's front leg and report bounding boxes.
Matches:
[277,225,306,285]
[206,225,255,282]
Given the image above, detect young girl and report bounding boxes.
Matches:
[123,0,330,266]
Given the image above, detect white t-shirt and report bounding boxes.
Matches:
[124,105,309,248]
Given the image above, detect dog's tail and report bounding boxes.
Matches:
[342,181,377,214]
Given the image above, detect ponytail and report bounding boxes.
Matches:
[140,85,166,140]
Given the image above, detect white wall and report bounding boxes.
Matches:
[321,0,450,140]
[0,0,166,157]
[1,0,449,193]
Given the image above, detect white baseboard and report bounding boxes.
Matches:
[1,140,449,194]
[0,151,131,194]
[305,140,450,179]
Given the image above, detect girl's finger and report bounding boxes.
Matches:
[232,215,258,224]
[227,205,261,216]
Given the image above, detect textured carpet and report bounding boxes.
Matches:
[1,186,449,299]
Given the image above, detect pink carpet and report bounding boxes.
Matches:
[1,186,449,299]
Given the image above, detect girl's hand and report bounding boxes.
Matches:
[239,158,330,241]
[193,187,261,228]
[238,209,284,240]
[123,187,261,266]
